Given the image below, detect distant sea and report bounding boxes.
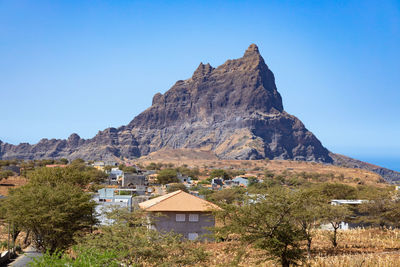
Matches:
[353,156,400,172]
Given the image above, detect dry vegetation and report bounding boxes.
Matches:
[196,228,400,266]
[133,149,384,186]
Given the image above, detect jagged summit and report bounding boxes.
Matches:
[244,43,260,56]
[1,44,399,181]
[192,62,214,80]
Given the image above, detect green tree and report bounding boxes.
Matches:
[31,246,120,267]
[357,193,400,229]
[167,183,189,193]
[176,166,200,180]
[0,167,98,253]
[319,183,358,200]
[146,162,163,170]
[0,170,14,180]
[58,158,69,165]
[71,158,85,165]
[215,187,306,267]
[292,188,326,259]
[209,169,231,180]
[1,182,96,253]
[123,166,137,173]
[27,166,107,188]
[323,204,351,248]
[208,188,245,205]
[157,168,178,184]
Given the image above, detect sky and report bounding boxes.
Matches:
[0,0,399,170]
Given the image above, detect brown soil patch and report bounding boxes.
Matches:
[0,176,28,196]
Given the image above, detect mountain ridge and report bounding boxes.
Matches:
[1,44,399,182]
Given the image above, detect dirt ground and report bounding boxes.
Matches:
[0,176,27,196]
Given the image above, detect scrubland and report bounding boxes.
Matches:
[199,228,400,266]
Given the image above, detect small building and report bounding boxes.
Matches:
[122,173,148,188]
[108,168,124,184]
[94,188,134,225]
[139,190,221,240]
[232,177,249,187]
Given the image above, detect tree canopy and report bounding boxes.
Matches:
[0,166,98,253]
[156,168,178,184]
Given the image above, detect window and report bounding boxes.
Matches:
[189,214,199,222]
[176,214,185,222]
[188,233,199,241]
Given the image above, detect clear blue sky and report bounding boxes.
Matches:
[1,0,399,170]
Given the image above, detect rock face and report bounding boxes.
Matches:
[1,44,399,181]
[0,44,331,162]
[124,44,332,162]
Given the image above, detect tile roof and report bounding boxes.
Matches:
[139,190,221,212]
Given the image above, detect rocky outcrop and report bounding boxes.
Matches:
[1,44,399,181]
[123,44,330,162]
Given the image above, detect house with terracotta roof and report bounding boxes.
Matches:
[139,190,220,240]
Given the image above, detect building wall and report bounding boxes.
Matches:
[123,174,147,187]
[151,211,215,240]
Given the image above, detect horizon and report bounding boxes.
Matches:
[1,1,399,171]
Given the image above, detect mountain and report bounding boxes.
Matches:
[1,44,399,182]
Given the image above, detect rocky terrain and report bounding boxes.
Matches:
[1,44,399,181]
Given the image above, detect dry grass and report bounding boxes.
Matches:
[196,228,400,266]
[311,253,400,267]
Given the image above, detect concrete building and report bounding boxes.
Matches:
[139,190,220,240]
[122,173,147,188]
[94,188,134,225]
[108,168,124,184]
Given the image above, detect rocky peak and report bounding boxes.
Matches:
[67,133,81,147]
[243,43,260,57]
[192,62,214,80]
[68,133,80,142]
[152,92,163,105]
